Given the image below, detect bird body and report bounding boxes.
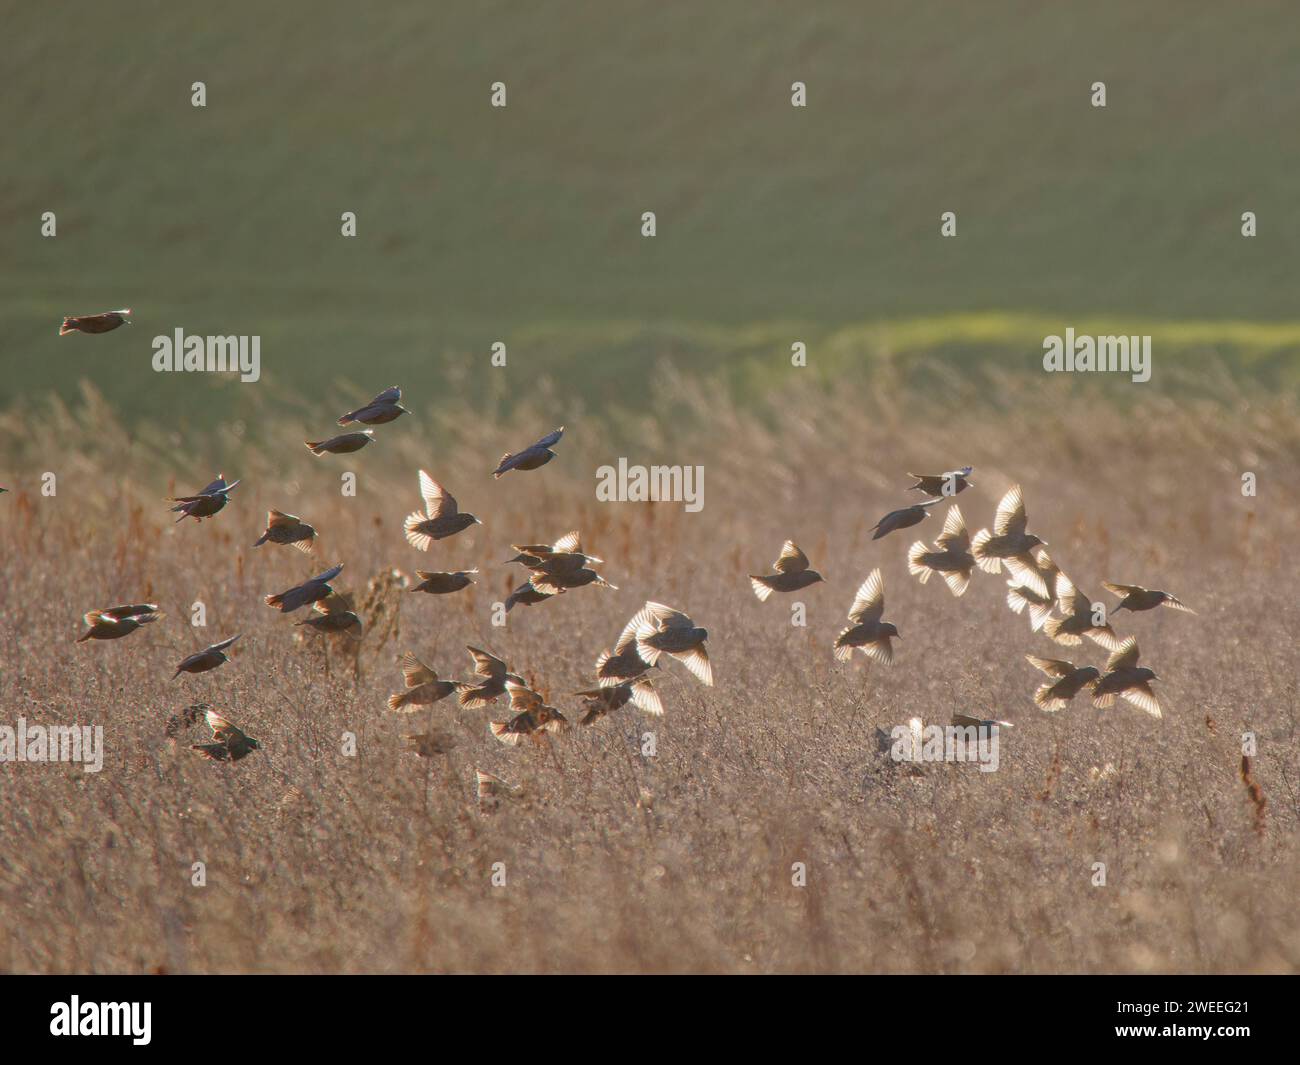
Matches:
[834,569,900,664]
[1103,582,1195,615]
[410,569,477,595]
[489,680,569,744]
[906,505,975,596]
[338,386,408,426]
[971,485,1048,595]
[60,308,131,335]
[1092,638,1162,717]
[907,467,973,496]
[173,634,239,678]
[404,471,480,550]
[456,646,524,709]
[253,509,316,553]
[77,604,162,642]
[388,652,459,711]
[294,594,362,638]
[576,677,663,725]
[190,709,260,761]
[750,540,824,601]
[265,563,344,613]
[872,499,941,540]
[169,475,239,523]
[493,427,564,478]
[305,430,373,456]
[632,602,712,685]
[1026,655,1102,711]
[1044,572,1123,649]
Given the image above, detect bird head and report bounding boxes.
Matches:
[883,623,901,638]
[1027,534,1046,548]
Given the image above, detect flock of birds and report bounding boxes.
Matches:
[55,320,1194,783]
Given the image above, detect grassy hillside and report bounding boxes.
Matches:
[3,0,1300,419]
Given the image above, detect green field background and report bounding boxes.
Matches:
[3,0,1299,425]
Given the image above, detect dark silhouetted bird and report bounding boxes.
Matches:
[60,308,131,335]
[190,709,261,762]
[337,385,408,426]
[1092,638,1162,718]
[404,471,481,550]
[1044,572,1123,650]
[971,485,1049,596]
[1026,655,1102,712]
[834,569,899,664]
[872,499,941,540]
[294,593,362,639]
[575,676,663,725]
[596,614,652,685]
[456,646,525,709]
[489,680,569,745]
[388,651,459,712]
[410,569,477,595]
[169,474,239,523]
[632,602,712,686]
[750,541,825,601]
[493,426,564,478]
[253,509,316,554]
[173,635,240,679]
[1103,582,1195,615]
[907,505,976,597]
[265,563,344,613]
[907,466,973,497]
[305,430,374,456]
[77,603,162,642]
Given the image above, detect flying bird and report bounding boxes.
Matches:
[404,471,481,550]
[402,730,458,758]
[907,505,976,597]
[907,466,974,497]
[575,677,663,725]
[60,308,131,335]
[632,602,713,686]
[190,709,261,762]
[596,615,652,686]
[834,569,899,664]
[77,603,162,642]
[168,474,239,523]
[410,569,477,595]
[505,531,601,575]
[1103,582,1195,615]
[492,426,564,478]
[294,593,362,639]
[456,646,525,709]
[173,635,240,679]
[749,541,825,601]
[475,768,520,809]
[264,563,344,613]
[337,385,409,426]
[388,651,459,712]
[971,485,1049,596]
[253,510,316,554]
[1044,572,1123,650]
[1025,655,1102,712]
[529,567,616,595]
[489,680,569,745]
[305,430,374,456]
[871,499,942,540]
[1005,550,1062,632]
[1092,638,1163,718]
[504,581,553,612]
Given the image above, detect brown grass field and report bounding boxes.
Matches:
[0,362,1297,974]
